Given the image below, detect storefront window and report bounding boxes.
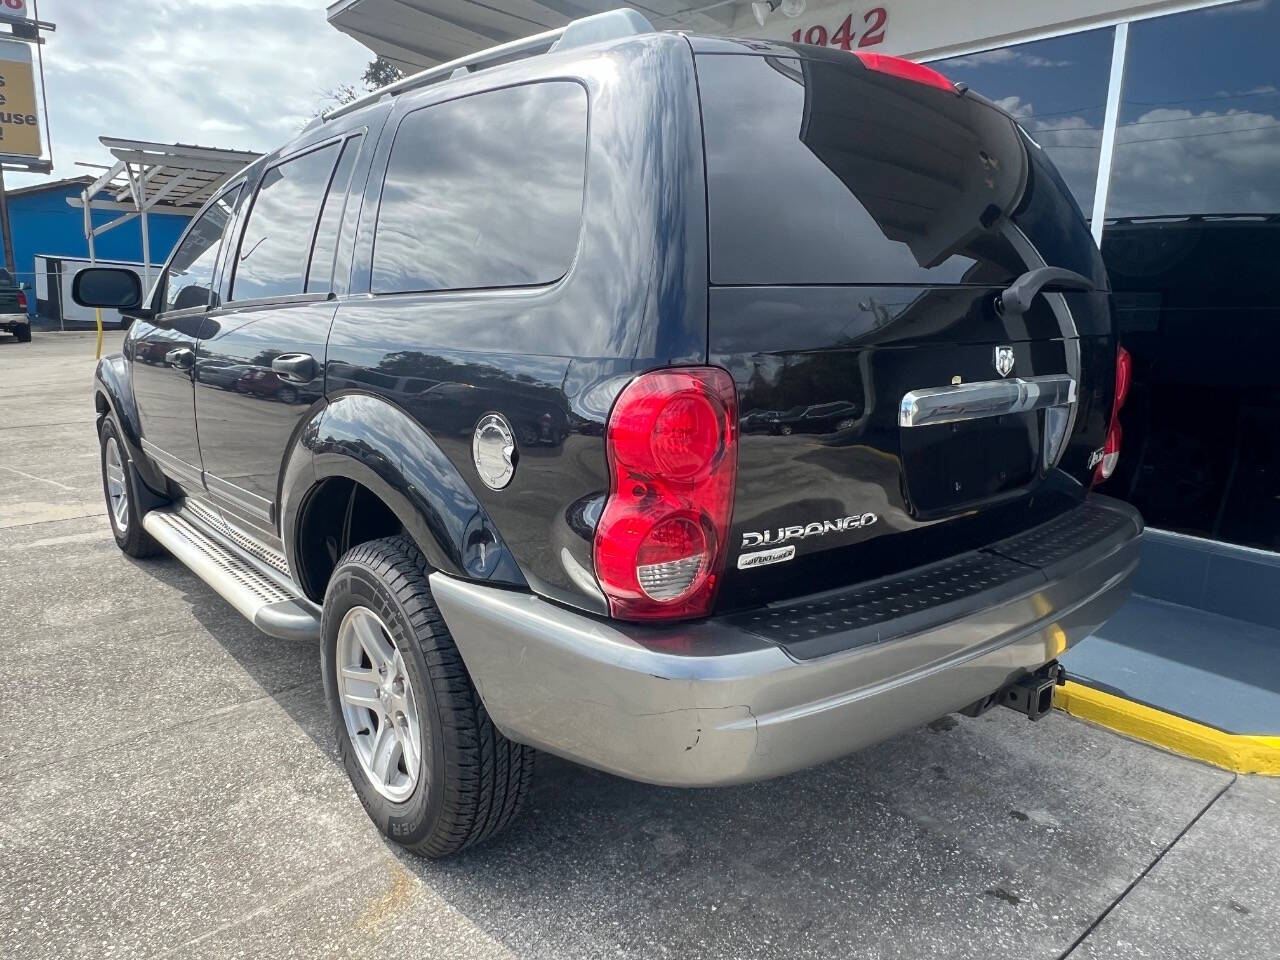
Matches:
[934,27,1114,216]
[1101,0,1280,551]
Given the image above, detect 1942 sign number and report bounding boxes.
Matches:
[790,6,887,49]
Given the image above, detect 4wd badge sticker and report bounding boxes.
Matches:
[737,545,796,570]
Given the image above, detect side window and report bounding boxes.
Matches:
[372,82,588,294]
[232,141,341,302]
[306,134,363,293]
[160,186,241,313]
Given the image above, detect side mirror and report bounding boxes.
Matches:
[71,267,143,310]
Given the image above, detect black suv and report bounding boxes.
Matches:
[75,9,1141,858]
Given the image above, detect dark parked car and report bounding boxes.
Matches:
[234,365,313,404]
[194,359,255,390]
[0,268,30,342]
[76,9,1141,859]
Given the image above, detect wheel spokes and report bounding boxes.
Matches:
[369,720,402,785]
[352,611,395,672]
[336,605,423,801]
[339,664,382,714]
[396,715,419,781]
[104,440,129,531]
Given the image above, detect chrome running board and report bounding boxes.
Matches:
[141,507,321,642]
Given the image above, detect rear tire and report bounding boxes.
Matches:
[99,419,161,558]
[13,323,31,342]
[320,535,535,858]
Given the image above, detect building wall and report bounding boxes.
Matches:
[10,183,189,297]
[731,0,1231,57]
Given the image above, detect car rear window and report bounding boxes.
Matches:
[372,81,588,294]
[696,52,1101,288]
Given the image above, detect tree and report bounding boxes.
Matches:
[362,57,403,90]
[320,57,404,110]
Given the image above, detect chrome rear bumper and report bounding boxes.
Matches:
[432,496,1142,786]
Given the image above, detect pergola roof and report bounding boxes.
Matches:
[326,0,737,72]
[81,138,262,214]
[68,137,262,286]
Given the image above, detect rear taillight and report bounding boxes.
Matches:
[16,291,27,310]
[1094,345,1132,485]
[594,367,738,621]
[853,52,956,93]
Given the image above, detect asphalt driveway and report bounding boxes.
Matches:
[1,331,1276,959]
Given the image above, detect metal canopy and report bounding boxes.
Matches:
[67,137,260,290]
[326,0,736,72]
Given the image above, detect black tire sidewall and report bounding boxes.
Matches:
[320,556,449,849]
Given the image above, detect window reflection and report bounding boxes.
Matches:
[233,142,341,302]
[372,82,588,294]
[1107,2,1280,218]
[697,53,1042,286]
[307,135,363,293]
[934,27,1114,214]
[1101,0,1280,551]
[161,186,240,313]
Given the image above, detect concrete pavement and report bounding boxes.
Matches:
[1,331,1276,959]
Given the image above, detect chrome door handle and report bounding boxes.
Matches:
[165,347,194,369]
[271,353,317,383]
[899,375,1077,428]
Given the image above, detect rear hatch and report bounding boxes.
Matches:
[692,41,1117,610]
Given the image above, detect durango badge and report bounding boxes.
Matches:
[741,512,878,549]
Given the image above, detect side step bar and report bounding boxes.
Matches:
[142,507,321,641]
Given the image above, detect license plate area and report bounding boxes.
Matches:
[901,412,1040,516]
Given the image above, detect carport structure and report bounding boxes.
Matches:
[326,0,738,71]
[69,138,260,291]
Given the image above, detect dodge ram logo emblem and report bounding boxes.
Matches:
[994,345,1015,378]
[473,413,517,490]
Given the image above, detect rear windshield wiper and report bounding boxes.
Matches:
[999,267,1095,318]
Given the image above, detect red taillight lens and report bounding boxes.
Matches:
[853,52,956,93]
[1094,345,1132,485]
[594,367,738,621]
[1114,343,1133,411]
[16,290,27,310]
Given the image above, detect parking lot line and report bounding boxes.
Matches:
[1057,680,1280,776]
[0,463,76,491]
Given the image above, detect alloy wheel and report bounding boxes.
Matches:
[335,606,424,802]
[104,436,129,534]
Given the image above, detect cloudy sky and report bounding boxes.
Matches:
[9,0,370,188]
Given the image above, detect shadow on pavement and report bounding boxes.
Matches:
[126,546,1240,960]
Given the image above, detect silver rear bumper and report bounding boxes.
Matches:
[431,497,1142,787]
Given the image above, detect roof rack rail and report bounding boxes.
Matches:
[320,7,654,124]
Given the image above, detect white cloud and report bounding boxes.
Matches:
[9,0,370,188]
[1109,105,1280,216]
[945,48,1072,69]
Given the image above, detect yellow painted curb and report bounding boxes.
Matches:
[1055,680,1280,776]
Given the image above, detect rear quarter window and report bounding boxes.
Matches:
[372,82,588,294]
[232,142,342,301]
